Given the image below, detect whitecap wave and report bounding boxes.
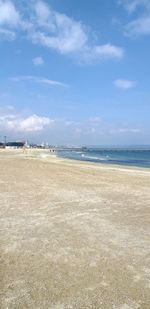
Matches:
[81,154,106,161]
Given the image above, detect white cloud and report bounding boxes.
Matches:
[0,0,124,63]
[79,44,124,63]
[114,79,137,89]
[34,0,51,25]
[28,0,88,54]
[125,15,150,35]
[31,20,88,55]
[31,4,124,60]
[10,75,67,87]
[32,56,45,66]
[30,2,124,61]
[92,44,124,60]
[0,106,144,144]
[18,115,52,132]
[0,109,53,133]
[0,0,20,27]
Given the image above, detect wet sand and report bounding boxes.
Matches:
[0,149,150,308]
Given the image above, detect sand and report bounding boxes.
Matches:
[0,149,150,309]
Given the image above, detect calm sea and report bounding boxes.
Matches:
[57,148,150,168]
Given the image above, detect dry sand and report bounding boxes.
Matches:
[0,149,150,309]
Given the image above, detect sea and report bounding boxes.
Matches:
[57,147,150,168]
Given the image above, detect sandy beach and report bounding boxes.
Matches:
[0,149,150,309]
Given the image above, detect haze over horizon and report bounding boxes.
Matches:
[0,0,150,145]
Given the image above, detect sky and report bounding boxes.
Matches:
[0,0,150,145]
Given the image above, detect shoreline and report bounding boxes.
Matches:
[1,148,150,174]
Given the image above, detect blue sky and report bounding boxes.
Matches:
[0,0,150,145]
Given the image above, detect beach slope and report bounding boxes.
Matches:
[0,150,150,308]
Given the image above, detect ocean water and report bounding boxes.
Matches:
[57,148,150,168]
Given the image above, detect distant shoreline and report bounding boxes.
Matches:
[1,147,150,172]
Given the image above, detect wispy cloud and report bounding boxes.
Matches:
[30,2,124,61]
[31,0,88,54]
[79,44,124,63]
[125,15,150,36]
[32,56,45,66]
[110,127,142,134]
[0,27,16,40]
[0,106,144,143]
[119,0,150,13]
[94,44,124,59]
[10,75,68,87]
[120,0,150,36]
[114,79,137,89]
[0,0,124,63]
[119,127,141,133]
[89,117,101,123]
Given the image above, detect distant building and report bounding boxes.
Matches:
[0,142,4,148]
[6,141,25,148]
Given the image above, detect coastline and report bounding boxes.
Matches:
[1,148,150,173]
[0,149,150,308]
[56,148,150,170]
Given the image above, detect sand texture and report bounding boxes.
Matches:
[0,149,150,309]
